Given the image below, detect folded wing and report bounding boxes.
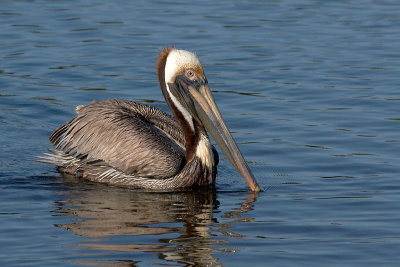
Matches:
[50,99,185,179]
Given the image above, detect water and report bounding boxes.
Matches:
[1,0,400,266]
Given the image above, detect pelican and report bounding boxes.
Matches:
[40,47,260,192]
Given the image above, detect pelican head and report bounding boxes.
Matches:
[157,48,260,192]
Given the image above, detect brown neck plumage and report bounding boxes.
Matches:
[156,47,199,162]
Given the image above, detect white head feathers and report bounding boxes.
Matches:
[164,49,202,84]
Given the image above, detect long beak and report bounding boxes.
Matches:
[169,82,260,192]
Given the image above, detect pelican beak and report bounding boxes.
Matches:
[169,79,260,192]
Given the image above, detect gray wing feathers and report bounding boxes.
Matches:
[50,99,185,179]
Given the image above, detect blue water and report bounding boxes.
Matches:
[1,0,400,266]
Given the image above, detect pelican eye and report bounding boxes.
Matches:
[185,69,197,80]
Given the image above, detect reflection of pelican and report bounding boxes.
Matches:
[54,179,258,266]
[40,48,259,191]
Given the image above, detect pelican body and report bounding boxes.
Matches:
[41,48,260,191]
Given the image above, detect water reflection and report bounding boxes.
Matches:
[54,177,257,266]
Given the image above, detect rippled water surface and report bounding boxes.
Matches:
[1,0,400,266]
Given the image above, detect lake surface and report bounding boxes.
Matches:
[1,0,400,266]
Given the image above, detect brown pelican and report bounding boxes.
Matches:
[40,47,260,192]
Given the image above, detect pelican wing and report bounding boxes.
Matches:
[50,99,185,179]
